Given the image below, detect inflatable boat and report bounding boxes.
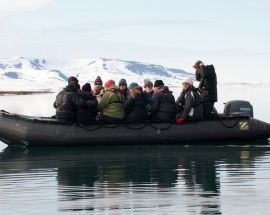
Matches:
[0,101,269,147]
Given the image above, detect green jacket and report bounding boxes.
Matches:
[98,85,125,119]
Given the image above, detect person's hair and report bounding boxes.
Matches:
[193,60,204,69]
[82,83,91,91]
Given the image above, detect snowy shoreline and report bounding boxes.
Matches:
[0,90,53,96]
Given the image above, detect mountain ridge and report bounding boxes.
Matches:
[0,57,194,91]
[1,57,269,91]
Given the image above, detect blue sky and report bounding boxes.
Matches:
[0,0,270,82]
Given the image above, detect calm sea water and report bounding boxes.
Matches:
[0,86,270,215]
[1,144,270,215]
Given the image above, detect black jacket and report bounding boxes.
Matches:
[121,88,129,100]
[77,91,98,124]
[151,86,176,121]
[53,84,83,122]
[196,65,217,102]
[176,86,203,120]
[124,93,147,122]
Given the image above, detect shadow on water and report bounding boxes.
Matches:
[1,140,270,214]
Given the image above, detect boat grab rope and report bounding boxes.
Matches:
[2,109,246,131]
[78,121,173,132]
[103,124,122,129]
[148,123,173,131]
[124,123,149,130]
[1,110,174,132]
[219,118,241,129]
[78,124,104,131]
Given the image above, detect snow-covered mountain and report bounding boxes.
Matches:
[0,57,68,91]
[0,57,194,91]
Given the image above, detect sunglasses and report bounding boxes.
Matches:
[95,83,102,85]
[146,84,153,87]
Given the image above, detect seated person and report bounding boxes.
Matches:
[143,79,154,116]
[77,83,98,125]
[151,80,176,121]
[124,82,147,122]
[93,76,104,103]
[53,76,82,123]
[97,80,125,121]
[176,77,203,123]
[118,78,129,100]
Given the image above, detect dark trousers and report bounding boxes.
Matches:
[203,101,215,119]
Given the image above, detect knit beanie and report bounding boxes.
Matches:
[144,79,153,87]
[118,78,127,86]
[154,80,164,88]
[82,83,91,91]
[182,77,193,86]
[94,76,103,85]
[105,79,115,88]
[128,82,139,90]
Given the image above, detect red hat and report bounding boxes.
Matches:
[105,79,115,87]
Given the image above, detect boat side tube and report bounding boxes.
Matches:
[0,110,270,146]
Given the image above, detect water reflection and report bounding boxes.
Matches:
[1,143,269,214]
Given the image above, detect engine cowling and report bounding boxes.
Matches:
[223,100,253,117]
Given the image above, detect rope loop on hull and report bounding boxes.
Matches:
[78,121,172,131]
[220,118,241,129]
[0,110,251,132]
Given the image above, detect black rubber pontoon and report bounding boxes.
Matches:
[0,110,269,147]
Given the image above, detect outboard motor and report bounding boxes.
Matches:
[223,100,253,117]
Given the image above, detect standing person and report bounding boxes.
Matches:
[193,60,217,119]
[124,82,147,122]
[53,76,82,123]
[151,80,176,121]
[93,76,104,103]
[175,77,203,123]
[118,78,129,99]
[98,80,125,121]
[77,83,98,125]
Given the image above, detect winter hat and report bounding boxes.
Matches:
[105,79,115,88]
[154,80,164,88]
[94,76,103,85]
[118,78,127,86]
[193,60,204,69]
[182,77,193,86]
[82,83,91,91]
[144,79,153,87]
[68,76,78,85]
[128,82,139,90]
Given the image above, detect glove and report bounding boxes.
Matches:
[176,117,184,124]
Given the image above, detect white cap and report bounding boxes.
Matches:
[182,77,193,85]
